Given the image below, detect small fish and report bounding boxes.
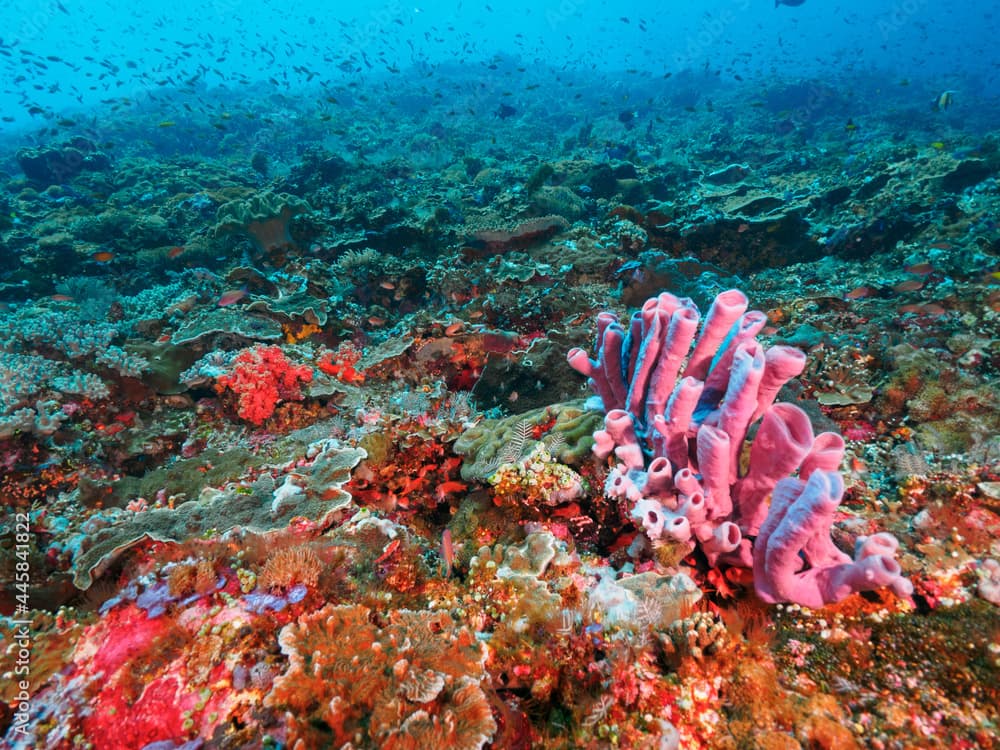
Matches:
[775,0,806,6]
[935,90,955,111]
[844,118,858,133]
[893,279,924,292]
[91,250,115,263]
[374,539,400,565]
[167,245,186,258]
[921,302,946,316]
[217,288,247,306]
[845,285,876,300]
[49,294,75,302]
[930,141,945,150]
[898,302,946,317]
[495,102,516,119]
[904,262,935,275]
[436,481,467,499]
[158,120,176,127]
[440,529,454,578]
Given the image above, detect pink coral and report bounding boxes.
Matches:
[569,289,911,607]
[216,345,312,425]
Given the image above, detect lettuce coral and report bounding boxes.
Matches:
[71,444,365,588]
[213,190,311,253]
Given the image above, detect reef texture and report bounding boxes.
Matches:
[1,70,999,750]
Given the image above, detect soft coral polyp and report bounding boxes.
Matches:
[216,345,313,425]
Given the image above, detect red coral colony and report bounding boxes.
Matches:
[215,345,313,425]
[2,9,1000,750]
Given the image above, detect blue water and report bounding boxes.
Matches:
[1,0,998,139]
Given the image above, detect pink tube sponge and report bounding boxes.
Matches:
[568,288,911,608]
[753,471,913,608]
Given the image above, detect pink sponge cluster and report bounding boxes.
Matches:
[216,345,313,425]
[568,289,912,608]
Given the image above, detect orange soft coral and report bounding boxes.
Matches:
[265,604,496,749]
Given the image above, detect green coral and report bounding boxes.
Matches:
[213,190,311,251]
[453,400,600,481]
[72,445,365,589]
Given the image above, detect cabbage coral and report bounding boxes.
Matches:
[214,190,311,252]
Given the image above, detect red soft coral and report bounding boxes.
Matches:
[317,342,366,385]
[216,345,313,425]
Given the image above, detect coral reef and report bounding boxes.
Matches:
[1,55,998,750]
